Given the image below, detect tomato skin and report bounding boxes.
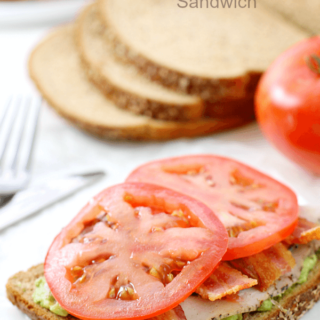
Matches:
[126,155,299,261]
[223,219,297,260]
[45,183,227,320]
[255,36,320,175]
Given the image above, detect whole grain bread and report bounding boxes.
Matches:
[6,264,77,320]
[6,261,320,320]
[76,4,255,120]
[76,4,204,122]
[261,0,320,35]
[97,0,308,102]
[29,26,250,141]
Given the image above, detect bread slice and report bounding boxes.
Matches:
[76,4,255,121]
[97,0,308,102]
[75,4,204,122]
[6,261,320,320]
[6,264,77,320]
[29,26,250,141]
[261,0,320,35]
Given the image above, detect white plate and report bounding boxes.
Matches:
[0,0,91,26]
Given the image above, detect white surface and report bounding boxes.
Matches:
[0,0,91,26]
[1,15,320,320]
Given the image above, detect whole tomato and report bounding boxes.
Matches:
[255,37,320,175]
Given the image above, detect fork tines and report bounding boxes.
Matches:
[0,96,41,173]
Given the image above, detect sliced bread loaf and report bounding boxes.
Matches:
[77,4,255,120]
[6,262,320,320]
[97,0,308,102]
[76,4,204,122]
[29,26,250,141]
[261,0,320,35]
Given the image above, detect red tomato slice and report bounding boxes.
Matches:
[45,183,227,320]
[126,155,299,260]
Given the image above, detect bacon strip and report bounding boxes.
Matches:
[152,306,187,320]
[229,243,295,291]
[196,262,257,301]
[285,218,320,245]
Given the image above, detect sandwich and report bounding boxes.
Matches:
[6,155,320,320]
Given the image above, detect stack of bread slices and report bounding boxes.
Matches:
[29,0,310,141]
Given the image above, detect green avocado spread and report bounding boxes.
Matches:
[33,277,69,317]
[257,299,273,312]
[298,254,317,284]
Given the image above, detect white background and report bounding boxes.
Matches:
[0,1,320,319]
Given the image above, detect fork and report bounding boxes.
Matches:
[0,96,41,198]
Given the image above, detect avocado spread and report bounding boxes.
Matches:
[33,277,69,317]
[257,299,273,312]
[298,254,317,284]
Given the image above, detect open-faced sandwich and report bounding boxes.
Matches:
[6,155,320,320]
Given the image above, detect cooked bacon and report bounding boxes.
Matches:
[285,218,320,245]
[181,244,316,320]
[229,243,295,291]
[152,306,186,320]
[196,262,257,301]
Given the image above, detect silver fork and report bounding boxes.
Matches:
[0,96,41,199]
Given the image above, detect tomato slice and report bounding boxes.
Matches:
[126,155,299,260]
[45,183,227,320]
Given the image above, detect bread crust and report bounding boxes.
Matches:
[204,97,254,119]
[28,26,252,142]
[81,60,203,122]
[75,4,205,122]
[6,261,320,320]
[97,0,262,103]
